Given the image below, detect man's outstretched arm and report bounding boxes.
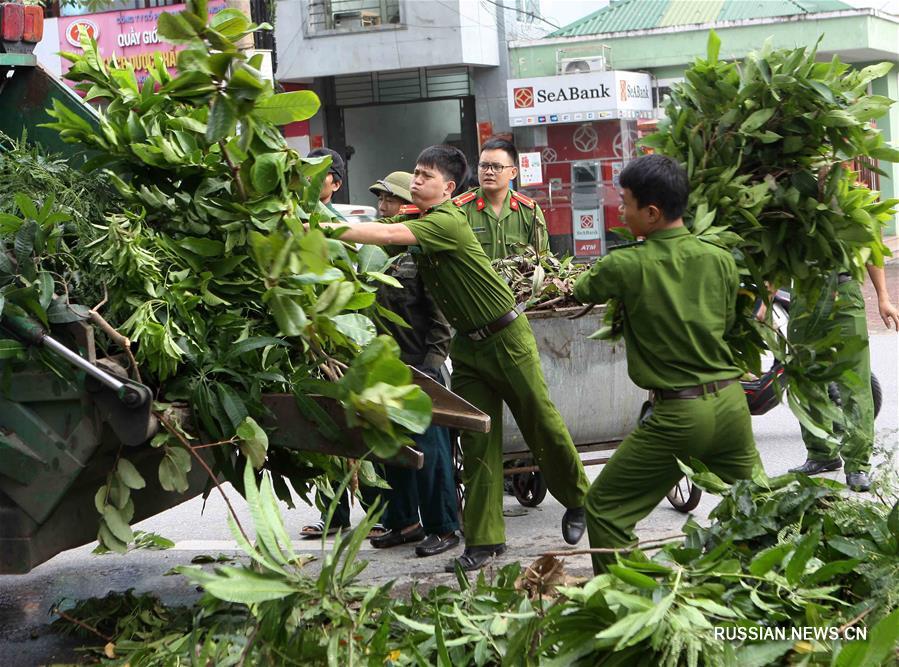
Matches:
[313,221,418,247]
[866,264,899,330]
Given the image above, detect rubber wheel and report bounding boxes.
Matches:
[511,470,548,507]
[451,431,465,531]
[828,372,882,426]
[871,373,882,419]
[666,477,702,513]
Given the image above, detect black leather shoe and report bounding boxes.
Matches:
[846,471,871,492]
[444,543,506,572]
[562,507,586,545]
[789,458,842,475]
[370,525,424,549]
[415,532,460,557]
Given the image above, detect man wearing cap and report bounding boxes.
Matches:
[308,145,590,572]
[454,137,549,260]
[366,171,460,556]
[307,147,346,220]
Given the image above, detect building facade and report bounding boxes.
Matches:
[275,0,507,205]
[508,0,899,254]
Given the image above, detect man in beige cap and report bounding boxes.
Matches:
[365,171,460,556]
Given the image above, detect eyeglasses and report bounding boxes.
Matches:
[477,162,515,174]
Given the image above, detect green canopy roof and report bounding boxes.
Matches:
[548,0,854,38]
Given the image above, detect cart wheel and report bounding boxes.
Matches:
[639,400,653,425]
[511,470,547,507]
[872,373,882,419]
[451,431,465,531]
[828,372,883,431]
[666,477,702,513]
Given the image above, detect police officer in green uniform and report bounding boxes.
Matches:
[312,145,590,572]
[787,264,897,492]
[307,147,346,221]
[455,138,549,260]
[572,154,762,575]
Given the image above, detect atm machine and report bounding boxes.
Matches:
[570,160,604,257]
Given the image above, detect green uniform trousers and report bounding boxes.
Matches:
[789,280,874,474]
[451,315,590,546]
[585,382,759,574]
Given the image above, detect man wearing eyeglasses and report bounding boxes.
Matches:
[454,137,549,260]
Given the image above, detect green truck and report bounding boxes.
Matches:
[0,50,487,574]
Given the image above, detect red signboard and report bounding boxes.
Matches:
[57,2,225,86]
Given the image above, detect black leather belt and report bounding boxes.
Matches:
[653,378,738,400]
[837,273,853,285]
[466,304,524,341]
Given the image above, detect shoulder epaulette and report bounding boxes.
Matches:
[398,204,421,215]
[453,191,478,207]
[608,240,645,252]
[510,190,536,209]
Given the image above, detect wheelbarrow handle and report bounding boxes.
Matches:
[1,313,149,408]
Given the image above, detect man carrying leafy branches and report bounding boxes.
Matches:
[572,154,762,574]
[788,264,898,492]
[310,145,590,572]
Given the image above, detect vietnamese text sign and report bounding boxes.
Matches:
[58,2,225,87]
[518,151,542,187]
[508,70,653,126]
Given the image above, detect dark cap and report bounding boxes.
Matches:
[307,147,346,183]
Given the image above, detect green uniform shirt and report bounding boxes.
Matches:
[322,200,344,221]
[573,226,741,390]
[383,200,515,333]
[456,188,548,260]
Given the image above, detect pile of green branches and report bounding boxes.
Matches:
[0,2,430,552]
[642,31,898,439]
[492,249,588,311]
[54,459,899,666]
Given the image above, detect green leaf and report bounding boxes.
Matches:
[332,313,376,346]
[180,237,225,257]
[159,447,191,493]
[250,153,283,194]
[156,11,199,43]
[253,91,321,126]
[785,529,820,584]
[103,506,134,544]
[706,30,721,63]
[206,95,237,143]
[213,383,247,430]
[739,108,776,133]
[264,288,308,336]
[116,458,147,490]
[236,416,268,468]
[735,642,793,667]
[226,336,289,358]
[0,339,25,359]
[357,245,390,272]
[749,542,791,576]
[607,565,658,590]
[179,565,296,603]
[13,193,39,220]
[209,8,251,36]
[835,607,899,667]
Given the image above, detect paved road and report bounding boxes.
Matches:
[1,318,897,666]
